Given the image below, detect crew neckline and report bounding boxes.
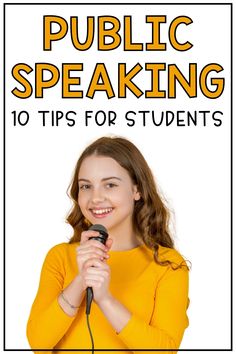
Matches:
[109,244,145,254]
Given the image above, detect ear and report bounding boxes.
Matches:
[133,185,141,201]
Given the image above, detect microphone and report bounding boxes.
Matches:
[86,224,108,315]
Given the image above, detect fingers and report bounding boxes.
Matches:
[84,258,109,270]
[77,240,108,252]
[77,245,109,260]
[84,279,105,289]
[76,232,113,276]
[83,261,110,289]
[77,233,112,264]
[80,230,101,244]
[76,246,109,264]
[85,270,110,284]
[80,231,113,251]
[105,238,113,250]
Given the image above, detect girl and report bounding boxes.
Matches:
[27,136,189,353]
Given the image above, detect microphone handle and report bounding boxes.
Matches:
[86,235,108,315]
[86,287,94,315]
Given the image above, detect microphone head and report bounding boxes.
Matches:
[89,224,108,235]
[89,224,108,244]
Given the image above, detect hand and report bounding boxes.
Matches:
[76,229,112,274]
[82,258,111,304]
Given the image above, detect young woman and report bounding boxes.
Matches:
[27,136,189,353]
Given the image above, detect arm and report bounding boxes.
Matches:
[27,233,112,350]
[118,265,189,351]
[97,264,189,352]
[26,245,82,350]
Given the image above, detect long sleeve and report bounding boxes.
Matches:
[117,264,189,353]
[27,242,189,352]
[26,244,75,350]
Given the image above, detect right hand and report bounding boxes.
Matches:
[76,230,112,276]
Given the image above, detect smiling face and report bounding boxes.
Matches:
[78,155,140,236]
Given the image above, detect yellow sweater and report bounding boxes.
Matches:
[27,242,189,353]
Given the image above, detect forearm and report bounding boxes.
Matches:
[98,295,182,353]
[27,275,85,349]
[58,274,85,317]
[27,295,76,349]
[116,313,179,353]
[98,295,132,333]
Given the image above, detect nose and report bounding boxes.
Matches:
[91,187,106,204]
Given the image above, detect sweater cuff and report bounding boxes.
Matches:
[116,313,140,343]
[52,296,77,321]
[28,298,75,349]
[116,313,177,351]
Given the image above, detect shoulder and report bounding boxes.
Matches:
[158,245,187,267]
[44,242,78,263]
[141,244,187,268]
[152,246,190,291]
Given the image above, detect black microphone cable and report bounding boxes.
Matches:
[86,312,94,354]
[85,224,108,354]
[86,287,94,354]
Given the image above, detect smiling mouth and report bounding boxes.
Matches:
[90,207,113,217]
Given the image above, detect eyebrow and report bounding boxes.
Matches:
[78,177,122,183]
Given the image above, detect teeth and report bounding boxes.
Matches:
[92,208,113,215]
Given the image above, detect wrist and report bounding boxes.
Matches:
[97,293,114,310]
[74,274,83,285]
[97,293,132,334]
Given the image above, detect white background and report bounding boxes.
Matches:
[2,0,233,352]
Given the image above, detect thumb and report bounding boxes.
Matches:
[106,238,113,250]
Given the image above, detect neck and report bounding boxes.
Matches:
[111,238,142,251]
[108,223,142,251]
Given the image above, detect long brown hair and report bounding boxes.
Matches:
[67,136,182,268]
